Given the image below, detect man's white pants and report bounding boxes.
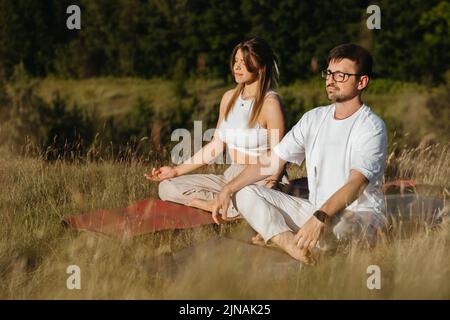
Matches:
[233,185,387,250]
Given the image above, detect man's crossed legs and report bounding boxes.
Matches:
[233,185,388,263]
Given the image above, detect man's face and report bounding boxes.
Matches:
[325,58,364,102]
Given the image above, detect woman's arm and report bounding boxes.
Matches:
[145,89,233,181]
[173,134,225,176]
[259,94,286,187]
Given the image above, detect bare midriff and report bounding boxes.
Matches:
[227,148,268,165]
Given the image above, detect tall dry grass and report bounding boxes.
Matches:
[0,142,448,299]
[0,75,448,299]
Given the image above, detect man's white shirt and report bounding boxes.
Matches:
[273,103,387,217]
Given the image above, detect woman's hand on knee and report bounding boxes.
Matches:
[144,166,178,182]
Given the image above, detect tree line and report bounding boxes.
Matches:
[0,0,448,84]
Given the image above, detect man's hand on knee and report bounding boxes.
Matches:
[294,216,325,251]
[212,186,233,224]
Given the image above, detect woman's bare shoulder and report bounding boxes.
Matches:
[260,93,284,127]
[219,88,237,111]
[262,93,282,113]
[222,88,236,102]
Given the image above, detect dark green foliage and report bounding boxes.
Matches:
[372,0,450,84]
[0,0,447,84]
[0,65,212,161]
[40,92,96,160]
[0,65,97,160]
[0,1,448,161]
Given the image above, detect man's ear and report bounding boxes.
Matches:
[357,75,369,91]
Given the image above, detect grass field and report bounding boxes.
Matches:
[0,76,449,299]
[0,142,448,299]
[33,76,447,148]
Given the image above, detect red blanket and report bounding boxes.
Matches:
[63,179,445,238]
[63,199,214,237]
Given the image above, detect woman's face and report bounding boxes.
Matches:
[233,49,259,84]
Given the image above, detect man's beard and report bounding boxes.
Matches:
[326,85,355,102]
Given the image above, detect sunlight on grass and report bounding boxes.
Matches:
[0,143,448,299]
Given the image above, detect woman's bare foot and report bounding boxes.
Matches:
[271,231,314,265]
[187,199,215,212]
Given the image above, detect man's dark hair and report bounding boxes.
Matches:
[327,43,373,77]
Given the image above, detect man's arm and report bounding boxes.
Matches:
[319,169,368,217]
[211,152,287,224]
[212,112,309,223]
[294,169,369,250]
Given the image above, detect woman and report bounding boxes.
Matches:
[145,37,288,226]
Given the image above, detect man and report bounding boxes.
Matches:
[212,43,388,264]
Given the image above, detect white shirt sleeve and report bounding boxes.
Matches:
[273,117,306,165]
[350,129,387,183]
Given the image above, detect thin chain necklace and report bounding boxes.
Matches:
[241,89,255,106]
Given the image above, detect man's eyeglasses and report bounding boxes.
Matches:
[321,70,362,83]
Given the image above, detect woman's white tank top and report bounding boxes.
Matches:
[218,90,278,157]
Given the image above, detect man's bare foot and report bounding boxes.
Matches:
[187,199,215,212]
[251,233,280,249]
[271,231,314,265]
[252,233,265,245]
[251,233,266,246]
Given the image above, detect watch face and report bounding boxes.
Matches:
[314,211,327,223]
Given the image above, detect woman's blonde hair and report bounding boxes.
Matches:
[224,37,280,128]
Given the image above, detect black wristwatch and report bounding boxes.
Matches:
[313,210,329,223]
